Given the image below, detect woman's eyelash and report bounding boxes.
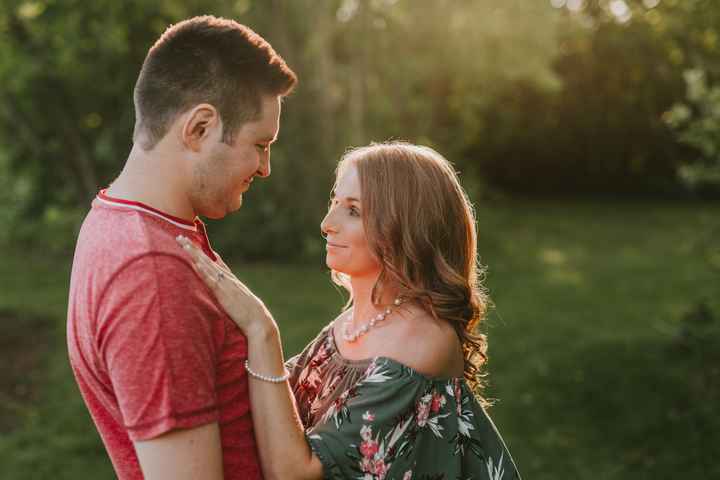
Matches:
[328,198,360,216]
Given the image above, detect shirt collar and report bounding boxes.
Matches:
[96,189,199,232]
[95,189,218,261]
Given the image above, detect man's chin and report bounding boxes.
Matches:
[232,194,244,211]
[204,212,226,220]
[200,195,243,219]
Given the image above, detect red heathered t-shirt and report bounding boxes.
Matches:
[66,190,262,479]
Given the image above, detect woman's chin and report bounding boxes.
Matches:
[325,258,341,271]
[325,257,349,275]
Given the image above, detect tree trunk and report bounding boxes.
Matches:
[312,1,337,160]
[349,0,368,146]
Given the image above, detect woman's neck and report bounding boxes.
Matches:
[348,273,399,327]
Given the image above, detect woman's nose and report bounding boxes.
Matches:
[321,210,338,236]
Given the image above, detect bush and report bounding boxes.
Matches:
[472,20,687,196]
[664,69,720,195]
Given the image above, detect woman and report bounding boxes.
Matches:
[177,142,520,479]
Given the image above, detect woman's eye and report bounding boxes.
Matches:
[349,206,360,217]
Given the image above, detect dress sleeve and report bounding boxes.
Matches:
[305,358,521,480]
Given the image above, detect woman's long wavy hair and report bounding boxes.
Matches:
[330,141,491,403]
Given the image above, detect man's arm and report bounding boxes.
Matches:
[97,254,226,477]
[134,422,223,480]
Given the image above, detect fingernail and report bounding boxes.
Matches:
[183,244,190,250]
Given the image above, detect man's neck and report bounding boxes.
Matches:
[107,143,196,222]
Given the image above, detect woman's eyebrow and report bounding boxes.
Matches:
[331,192,361,203]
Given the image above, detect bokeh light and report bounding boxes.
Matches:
[610,0,632,23]
[567,0,584,12]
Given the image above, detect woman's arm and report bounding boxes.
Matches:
[175,236,323,480]
[245,325,324,480]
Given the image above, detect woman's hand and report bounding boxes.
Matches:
[175,235,276,339]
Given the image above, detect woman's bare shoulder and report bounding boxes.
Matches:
[383,307,464,378]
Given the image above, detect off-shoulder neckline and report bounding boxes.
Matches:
[327,321,466,383]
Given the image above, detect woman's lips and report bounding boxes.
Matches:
[326,242,347,250]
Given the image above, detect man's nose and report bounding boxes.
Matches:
[257,154,271,178]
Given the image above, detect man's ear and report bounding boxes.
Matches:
[181,104,219,152]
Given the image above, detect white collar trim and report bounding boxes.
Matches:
[96,196,198,232]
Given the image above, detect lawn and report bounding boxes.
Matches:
[0,199,718,479]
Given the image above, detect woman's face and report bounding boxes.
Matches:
[320,164,381,279]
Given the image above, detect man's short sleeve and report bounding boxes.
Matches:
[96,253,222,441]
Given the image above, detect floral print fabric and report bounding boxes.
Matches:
[286,323,521,480]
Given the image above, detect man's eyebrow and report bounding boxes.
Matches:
[258,135,277,143]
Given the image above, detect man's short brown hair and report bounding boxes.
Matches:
[133,15,297,150]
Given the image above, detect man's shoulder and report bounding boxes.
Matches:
[76,203,187,269]
[70,206,201,311]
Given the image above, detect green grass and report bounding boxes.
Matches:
[0,199,718,479]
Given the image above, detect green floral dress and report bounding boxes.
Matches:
[286,322,521,480]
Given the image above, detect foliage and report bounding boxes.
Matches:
[2,0,720,259]
[664,69,720,191]
[470,0,720,195]
[666,299,720,475]
[0,0,564,259]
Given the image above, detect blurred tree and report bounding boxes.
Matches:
[0,0,235,249]
[3,0,715,257]
[0,0,563,258]
[665,69,720,193]
[470,0,705,195]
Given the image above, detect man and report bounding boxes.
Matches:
[67,16,296,479]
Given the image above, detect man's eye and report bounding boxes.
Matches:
[256,144,269,153]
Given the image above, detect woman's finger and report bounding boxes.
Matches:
[178,237,231,275]
[176,235,201,258]
[176,237,218,282]
[195,255,218,282]
[190,244,215,271]
[188,253,215,287]
[214,253,232,274]
[176,235,256,306]
[177,236,214,270]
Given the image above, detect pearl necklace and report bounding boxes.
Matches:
[343,297,403,343]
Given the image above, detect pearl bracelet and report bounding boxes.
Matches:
[244,359,290,383]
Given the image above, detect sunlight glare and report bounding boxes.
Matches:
[610,0,632,23]
[566,0,584,13]
[337,0,359,23]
